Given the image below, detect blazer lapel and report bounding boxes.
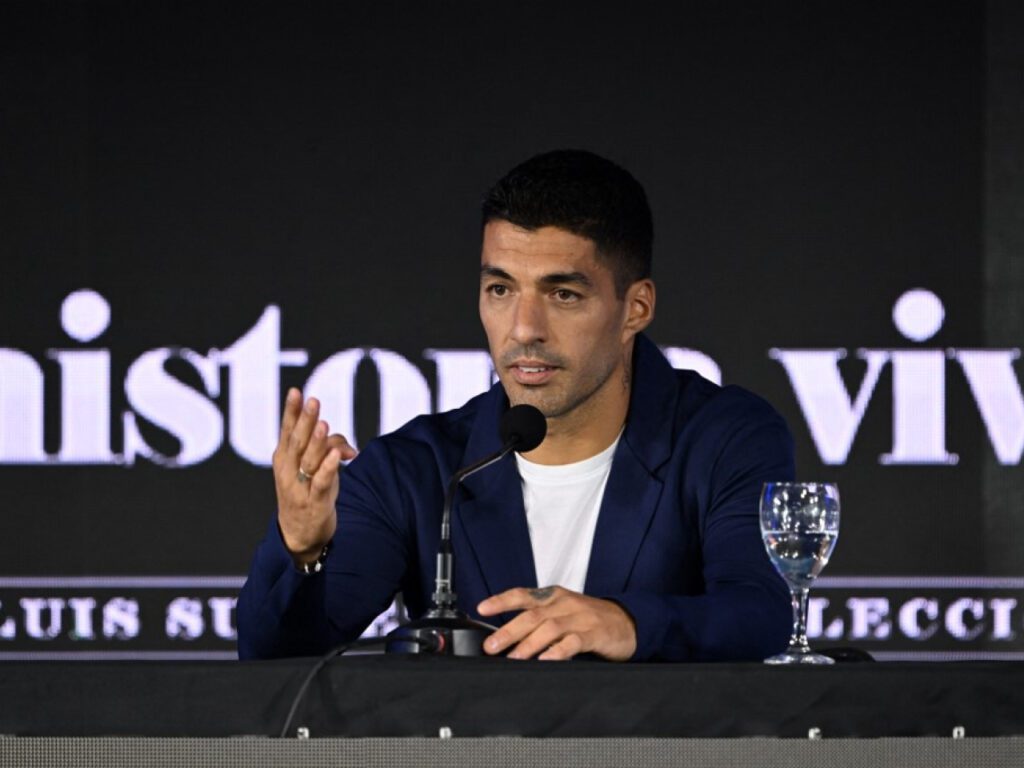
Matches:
[456,456,537,596]
[585,334,677,595]
[584,442,665,595]
[451,388,537,598]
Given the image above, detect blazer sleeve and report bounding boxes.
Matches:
[611,399,795,661]
[236,438,411,659]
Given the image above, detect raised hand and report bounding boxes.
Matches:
[271,388,358,566]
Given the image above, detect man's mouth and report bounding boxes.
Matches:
[509,363,558,385]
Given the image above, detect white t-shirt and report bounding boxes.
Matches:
[515,434,621,593]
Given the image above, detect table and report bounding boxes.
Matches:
[3,657,1023,766]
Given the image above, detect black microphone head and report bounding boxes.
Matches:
[499,405,547,452]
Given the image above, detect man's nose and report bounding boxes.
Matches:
[510,292,548,346]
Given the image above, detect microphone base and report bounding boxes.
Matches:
[385,611,498,656]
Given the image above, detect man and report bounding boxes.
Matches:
[237,150,792,661]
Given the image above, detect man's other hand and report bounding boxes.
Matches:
[272,388,358,566]
[477,586,637,661]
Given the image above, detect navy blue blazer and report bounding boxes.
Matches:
[237,334,793,661]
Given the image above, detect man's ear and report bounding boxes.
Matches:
[622,279,656,338]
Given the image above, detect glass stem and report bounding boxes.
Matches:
[789,586,810,652]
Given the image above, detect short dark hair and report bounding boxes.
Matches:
[481,149,653,297]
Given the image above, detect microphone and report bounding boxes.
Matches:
[386,404,546,655]
[498,404,548,453]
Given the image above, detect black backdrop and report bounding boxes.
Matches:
[1,1,1021,660]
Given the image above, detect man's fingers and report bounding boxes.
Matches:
[276,388,303,454]
[310,448,341,499]
[479,586,563,655]
[326,434,358,461]
[286,397,320,462]
[483,606,546,655]
[299,429,356,488]
[479,588,636,661]
[299,420,330,479]
[538,633,584,661]
[505,617,569,660]
[478,586,559,617]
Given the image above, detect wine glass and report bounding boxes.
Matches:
[760,482,840,665]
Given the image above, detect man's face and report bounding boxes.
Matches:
[479,220,635,423]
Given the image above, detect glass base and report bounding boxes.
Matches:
[764,649,835,665]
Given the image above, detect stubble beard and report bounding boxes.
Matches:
[503,350,623,423]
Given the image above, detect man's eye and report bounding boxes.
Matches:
[554,289,579,302]
[487,284,509,297]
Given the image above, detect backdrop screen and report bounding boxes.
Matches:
[2,2,1020,661]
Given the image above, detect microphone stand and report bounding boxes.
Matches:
[385,445,514,656]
